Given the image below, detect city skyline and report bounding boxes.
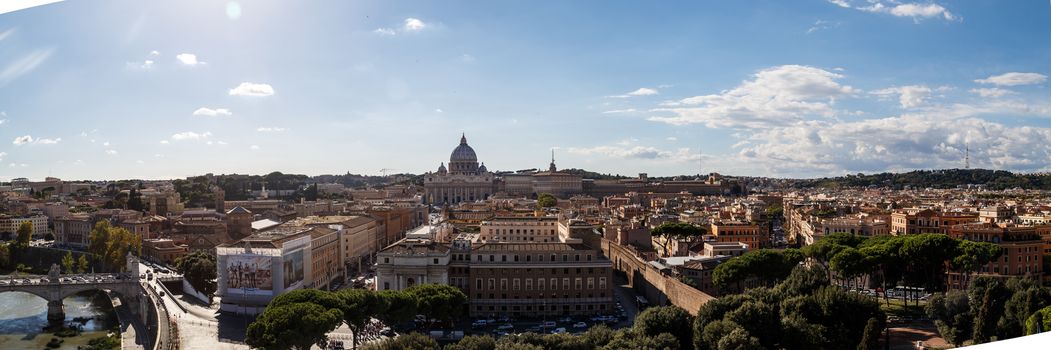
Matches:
[1,0,1050,181]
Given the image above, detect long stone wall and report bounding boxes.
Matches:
[600,238,715,315]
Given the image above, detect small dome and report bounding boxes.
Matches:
[478,162,488,173]
[438,162,447,173]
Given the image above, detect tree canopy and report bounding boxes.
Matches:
[175,251,218,298]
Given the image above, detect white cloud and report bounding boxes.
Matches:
[102,141,110,146]
[171,131,212,141]
[176,53,202,66]
[435,108,444,113]
[192,107,232,117]
[256,127,286,132]
[249,145,260,150]
[870,85,932,108]
[149,50,159,56]
[969,88,1015,98]
[807,20,840,34]
[159,140,169,144]
[974,72,1047,86]
[735,114,1051,175]
[1,48,54,85]
[36,137,60,144]
[228,82,274,97]
[8,163,27,168]
[666,137,678,141]
[601,108,637,114]
[829,1,958,22]
[404,18,426,31]
[12,135,32,145]
[375,18,430,36]
[105,149,118,155]
[610,88,659,98]
[648,65,856,128]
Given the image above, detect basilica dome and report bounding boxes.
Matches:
[450,134,478,163]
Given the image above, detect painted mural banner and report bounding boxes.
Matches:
[227,254,273,295]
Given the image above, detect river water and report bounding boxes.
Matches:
[0,290,118,349]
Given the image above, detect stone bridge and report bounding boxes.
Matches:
[0,253,148,327]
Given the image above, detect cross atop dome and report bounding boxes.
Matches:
[460,132,467,145]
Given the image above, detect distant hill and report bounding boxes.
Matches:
[794,169,1051,190]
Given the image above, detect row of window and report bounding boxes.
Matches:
[475,277,607,291]
[475,253,593,262]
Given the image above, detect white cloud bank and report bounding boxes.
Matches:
[229,82,274,97]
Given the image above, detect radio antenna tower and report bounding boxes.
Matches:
[965,144,970,169]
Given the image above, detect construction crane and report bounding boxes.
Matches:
[379,168,398,177]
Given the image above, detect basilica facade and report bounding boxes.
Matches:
[424,134,495,204]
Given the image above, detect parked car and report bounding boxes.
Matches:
[497,323,514,330]
[572,322,587,329]
[551,327,567,334]
[541,321,556,328]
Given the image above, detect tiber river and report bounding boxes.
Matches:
[0,290,118,349]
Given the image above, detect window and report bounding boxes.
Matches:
[502,255,507,262]
[587,254,592,261]
[433,258,438,264]
[384,257,390,263]
[562,254,568,262]
[513,279,520,290]
[539,278,546,290]
[575,254,580,261]
[551,278,558,290]
[526,255,531,262]
[599,277,607,289]
[476,278,483,290]
[490,255,495,262]
[500,278,508,289]
[587,278,595,289]
[488,278,496,289]
[526,278,533,290]
[383,282,390,290]
[575,278,582,290]
[563,278,570,290]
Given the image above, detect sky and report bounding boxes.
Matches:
[0,0,1049,181]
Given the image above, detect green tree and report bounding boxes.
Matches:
[15,221,33,249]
[536,193,557,208]
[650,222,706,257]
[0,243,10,269]
[633,306,694,350]
[829,247,870,289]
[361,333,439,350]
[61,252,75,274]
[338,288,385,349]
[716,328,764,350]
[1025,305,1051,335]
[88,221,142,271]
[376,290,418,326]
[924,290,972,346]
[1000,278,1051,339]
[969,277,1009,344]
[444,335,495,350]
[175,251,218,298]
[77,254,89,273]
[405,284,468,323]
[951,240,1002,289]
[245,302,343,350]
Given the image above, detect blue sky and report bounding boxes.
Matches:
[0,0,1049,180]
